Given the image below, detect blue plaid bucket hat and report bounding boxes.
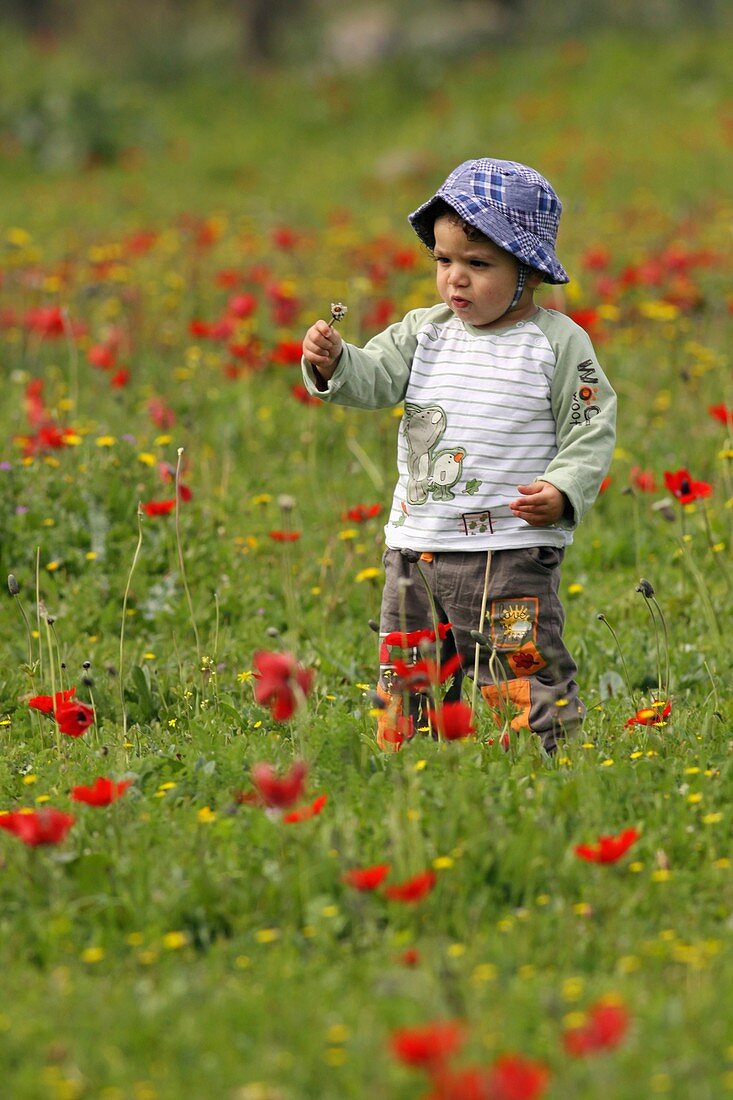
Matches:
[408,158,570,285]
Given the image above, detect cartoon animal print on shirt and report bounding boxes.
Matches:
[402,403,467,505]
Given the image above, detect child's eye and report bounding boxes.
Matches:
[433,256,450,265]
[471,260,489,268]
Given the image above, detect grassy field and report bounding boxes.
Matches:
[1,27,732,1100]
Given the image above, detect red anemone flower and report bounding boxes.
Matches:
[625,700,671,727]
[389,1019,466,1070]
[252,651,313,720]
[250,760,308,808]
[663,468,712,504]
[563,999,630,1057]
[709,403,733,426]
[143,499,176,516]
[384,622,452,648]
[384,869,437,903]
[630,466,658,493]
[390,652,462,693]
[427,700,475,741]
[291,384,321,406]
[428,1054,550,1100]
[268,530,301,543]
[71,777,132,806]
[0,808,75,846]
[283,793,327,824]
[342,504,382,523]
[575,827,640,864]
[342,863,391,891]
[28,687,76,715]
[54,701,95,737]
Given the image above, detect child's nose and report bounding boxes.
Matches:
[448,265,469,287]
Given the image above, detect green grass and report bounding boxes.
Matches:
[0,26,732,1100]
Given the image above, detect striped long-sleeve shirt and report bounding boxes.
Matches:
[302,304,616,552]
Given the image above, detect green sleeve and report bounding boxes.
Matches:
[301,305,451,410]
[535,310,617,528]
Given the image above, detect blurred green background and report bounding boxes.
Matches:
[2,0,733,243]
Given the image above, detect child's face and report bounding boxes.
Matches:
[432,215,539,328]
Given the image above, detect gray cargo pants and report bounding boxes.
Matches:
[377,547,584,754]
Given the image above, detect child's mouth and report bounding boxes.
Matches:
[451,297,471,309]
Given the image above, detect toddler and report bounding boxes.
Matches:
[302,158,616,753]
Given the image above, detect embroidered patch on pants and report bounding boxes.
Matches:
[507,641,547,678]
[481,680,533,732]
[490,597,539,650]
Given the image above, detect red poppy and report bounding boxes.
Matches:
[396,947,421,967]
[251,760,308,808]
[563,999,630,1057]
[362,298,396,329]
[630,466,658,493]
[391,653,462,694]
[189,319,212,338]
[663,468,712,505]
[0,808,75,846]
[29,687,76,715]
[708,403,733,426]
[272,226,299,250]
[88,344,116,370]
[226,292,257,319]
[575,827,640,864]
[598,476,611,493]
[389,1019,466,1069]
[342,504,382,523]
[342,863,391,891]
[427,701,475,741]
[283,793,327,824]
[291,384,321,406]
[215,269,240,289]
[428,1054,550,1100]
[252,651,314,721]
[384,622,452,648]
[25,378,46,427]
[24,305,66,338]
[267,285,300,326]
[143,499,176,516]
[71,777,132,806]
[625,700,671,727]
[384,869,437,903]
[268,530,301,543]
[110,368,131,388]
[272,340,304,365]
[147,397,176,430]
[582,245,611,271]
[54,701,95,737]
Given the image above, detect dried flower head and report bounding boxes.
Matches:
[636,578,655,598]
[330,302,348,324]
[7,574,19,596]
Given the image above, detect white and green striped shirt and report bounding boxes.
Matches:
[303,305,616,552]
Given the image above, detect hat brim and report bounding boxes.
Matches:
[408,193,570,285]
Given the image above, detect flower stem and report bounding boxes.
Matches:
[597,613,636,706]
[471,551,492,718]
[120,503,145,743]
[175,447,202,665]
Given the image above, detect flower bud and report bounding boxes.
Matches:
[7,574,19,596]
[636,578,655,597]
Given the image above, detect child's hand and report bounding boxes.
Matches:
[510,481,568,526]
[302,320,343,380]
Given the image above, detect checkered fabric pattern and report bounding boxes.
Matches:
[409,158,570,284]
